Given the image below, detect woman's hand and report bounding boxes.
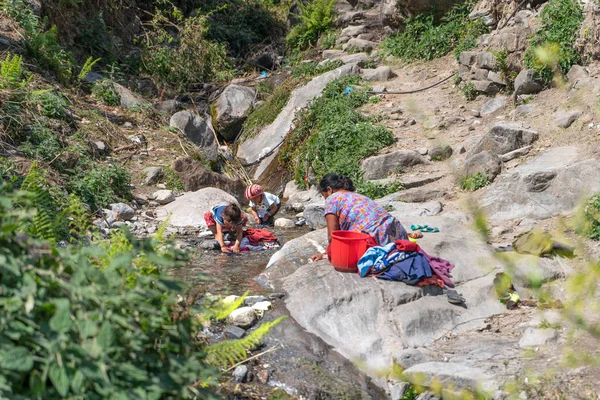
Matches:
[254,217,261,225]
[311,253,326,262]
[221,246,231,253]
[231,244,241,253]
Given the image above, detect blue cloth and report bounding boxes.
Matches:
[358,243,396,277]
[376,253,433,284]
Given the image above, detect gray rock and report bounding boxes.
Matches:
[155,187,238,227]
[169,111,218,161]
[91,141,108,156]
[112,83,151,109]
[567,65,590,88]
[400,173,444,189]
[429,145,453,161]
[341,25,366,37]
[480,96,508,116]
[111,203,135,221]
[286,186,322,212]
[488,71,507,85]
[213,84,256,141]
[512,104,535,119]
[361,150,428,180]
[82,71,103,84]
[225,325,246,340]
[275,218,296,229]
[555,110,581,129]
[500,146,531,162]
[464,151,502,181]
[515,69,543,95]
[372,85,386,93]
[362,66,396,81]
[380,188,446,203]
[283,180,301,200]
[233,365,248,382]
[342,38,378,52]
[472,68,489,81]
[237,63,361,181]
[336,53,372,67]
[279,215,506,390]
[244,295,267,306]
[472,80,502,95]
[476,52,497,70]
[155,99,182,113]
[458,51,478,67]
[519,328,558,349]
[415,392,441,400]
[228,307,257,329]
[376,201,443,218]
[390,382,411,400]
[481,147,600,221]
[304,203,326,230]
[394,348,431,369]
[144,166,164,185]
[252,52,276,70]
[470,122,538,156]
[513,256,572,287]
[403,362,498,394]
[322,49,346,60]
[150,190,175,205]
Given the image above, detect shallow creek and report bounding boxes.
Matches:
[170,221,386,399]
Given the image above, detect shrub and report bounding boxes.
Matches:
[380,1,488,62]
[523,0,583,84]
[491,49,517,92]
[26,25,75,83]
[140,10,232,90]
[18,125,64,164]
[280,76,395,198]
[286,0,336,50]
[320,30,337,49]
[460,82,477,100]
[29,90,69,119]
[0,184,222,399]
[92,79,121,106]
[69,164,132,210]
[459,172,489,191]
[164,166,184,192]
[581,193,600,240]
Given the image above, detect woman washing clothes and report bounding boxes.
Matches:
[311,173,419,261]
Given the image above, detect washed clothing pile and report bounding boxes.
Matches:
[225,229,280,252]
[357,240,455,288]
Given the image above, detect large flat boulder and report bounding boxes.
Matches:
[237,63,361,181]
[481,147,600,221]
[155,187,238,228]
[469,122,538,157]
[280,215,507,386]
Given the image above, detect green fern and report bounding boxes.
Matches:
[0,53,29,89]
[206,316,287,368]
[78,56,101,81]
[198,292,249,325]
[67,193,91,243]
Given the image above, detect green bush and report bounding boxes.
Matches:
[29,90,69,119]
[0,184,222,399]
[523,0,583,84]
[320,30,337,49]
[459,172,489,191]
[18,125,64,164]
[582,193,600,240]
[460,82,477,100]
[286,0,336,50]
[69,164,132,210]
[380,1,488,62]
[26,25,75,84]
[163,167,184,192]
[140,10,232,90]
[280,76,396,198]
[92,79,121,106]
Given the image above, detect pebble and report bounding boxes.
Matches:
[233,365,248,382]
[257,369,270,384]
[225,325,246,340]
[252,301,272,311]
[244,296,266,306]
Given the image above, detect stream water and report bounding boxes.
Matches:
[169,219,386,399]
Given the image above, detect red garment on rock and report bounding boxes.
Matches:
[394,239,420,253]
[416,275,445,288]
[243,229,278,246]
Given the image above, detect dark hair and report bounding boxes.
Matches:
[223,203,242,223]
[319,173,355,192]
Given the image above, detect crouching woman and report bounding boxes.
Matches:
[311,173,409,261]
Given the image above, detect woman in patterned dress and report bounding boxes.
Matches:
[311,173,410,261]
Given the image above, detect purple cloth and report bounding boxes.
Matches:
[420,249,455,288]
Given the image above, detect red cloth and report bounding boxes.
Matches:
[395,239,420,252]
[417,275,445,288]
[243,229,278,246]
